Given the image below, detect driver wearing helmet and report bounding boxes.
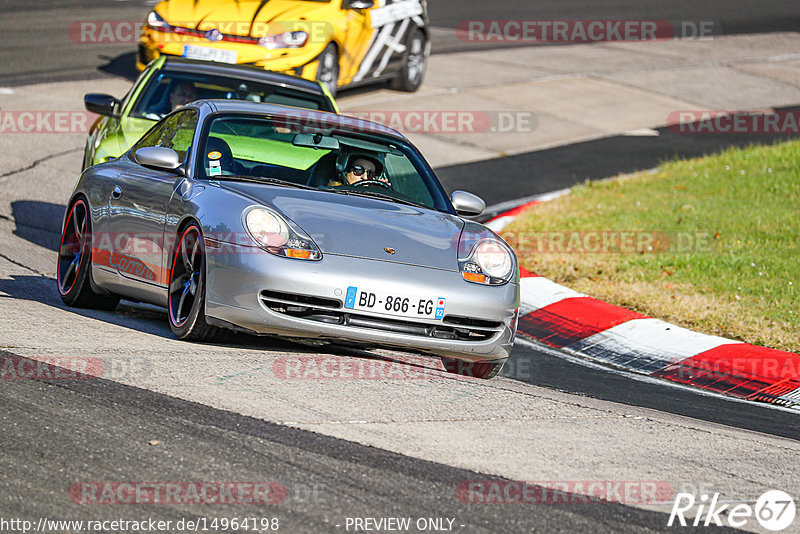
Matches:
[328,155,389,187]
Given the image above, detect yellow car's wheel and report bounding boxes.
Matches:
[316,43,339,96]
[391,28,426,92]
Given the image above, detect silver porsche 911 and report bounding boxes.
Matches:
[58,101,519,378]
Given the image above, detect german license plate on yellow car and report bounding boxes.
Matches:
[183,45,237,64]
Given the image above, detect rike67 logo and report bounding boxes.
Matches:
[669,490,795,531]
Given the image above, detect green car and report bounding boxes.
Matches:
[82,56,339,169]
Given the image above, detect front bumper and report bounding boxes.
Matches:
[137,29,323,77]
[205,245,519,362]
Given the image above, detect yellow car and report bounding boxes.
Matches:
[138,0,430,95]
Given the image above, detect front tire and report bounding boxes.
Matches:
[440,357,505,379]
[167,223,219,341]
[316,43,339,97]
[57,198,119,310]
[391,28,426,92]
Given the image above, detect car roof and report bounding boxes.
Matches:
[160,57,325,96]
[196,100,408,141]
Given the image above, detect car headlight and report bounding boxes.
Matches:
[459,239,516,285]
[244,207,321,261]
[258,31,309,49]
[147,10,170,31]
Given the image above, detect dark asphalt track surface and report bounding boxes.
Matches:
[440,110,800,210]
[1,352,729,533]
[2,0,800,86]
[3,1,797,209]
[428,0,800,34]
[504,344,800,442]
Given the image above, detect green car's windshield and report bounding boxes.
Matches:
[196,115,453,213]
[130,71,331,120]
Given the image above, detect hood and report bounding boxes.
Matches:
[222,183,464,271]
[158,0,332,38]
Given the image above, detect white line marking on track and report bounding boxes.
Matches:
[622,128,660,136]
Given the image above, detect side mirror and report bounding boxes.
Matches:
[134,147,181,172]
[84,94,121,118]
[450,190,486,216]
[345,0,374,9]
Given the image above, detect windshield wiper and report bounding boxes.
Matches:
[216,175,316,190]
[326,188,426,209]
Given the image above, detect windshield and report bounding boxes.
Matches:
[130,71,331,120]
[196,115,453,213]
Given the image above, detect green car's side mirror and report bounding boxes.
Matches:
[85,94,121,118]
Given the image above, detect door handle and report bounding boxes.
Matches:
[111,185,123,199]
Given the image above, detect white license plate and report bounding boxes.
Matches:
[344,286,446,321]
[183,45,237,64]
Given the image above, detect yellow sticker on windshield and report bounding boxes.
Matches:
[208,151,222,160]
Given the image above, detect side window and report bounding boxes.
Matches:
[131,110,198,162]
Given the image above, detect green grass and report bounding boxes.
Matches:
[507,140,800,352]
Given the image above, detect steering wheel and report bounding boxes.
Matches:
[352,179,392,189]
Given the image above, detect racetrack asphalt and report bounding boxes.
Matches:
[437,109,800,208]
[1,133,798,534]
[3,358,728,533]
[3,0,800,86]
